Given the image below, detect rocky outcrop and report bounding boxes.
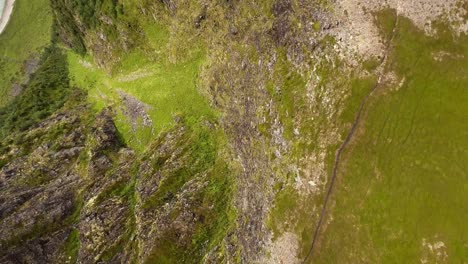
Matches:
[0,92,234,263]
[0,101,87,263]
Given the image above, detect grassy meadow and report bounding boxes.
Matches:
[67,19,215,152]
[314,14,468,263]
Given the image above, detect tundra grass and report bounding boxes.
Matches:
[315,17,468,263]
[63,229,80,263]
[0,0,52,106]
[142,122,236,263]
[67,21,214,152]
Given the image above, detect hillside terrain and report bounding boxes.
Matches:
[0,0,467,263]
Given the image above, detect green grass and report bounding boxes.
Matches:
[67,19,214,152]
[63,229,80,263]
[144,162,236,264]
[0,0,53,106]
[143,123,236,263]
[66,11,235,260]
[265,33,378,259]
[339,76,377,125]
[315,16,468,263]
[64,4,235,261]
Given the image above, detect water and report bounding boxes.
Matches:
[0,0,5,20]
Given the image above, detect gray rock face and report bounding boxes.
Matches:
[0,98,231,263]
[0,104,86,262]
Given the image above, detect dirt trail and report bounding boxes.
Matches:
[302,15,400,264]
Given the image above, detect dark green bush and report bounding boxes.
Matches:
[50,0,125,54]
[0,45,70,137]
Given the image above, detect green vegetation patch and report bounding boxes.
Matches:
[0,45,70,137]
[339,76,377,125]
[0,0,53,106]
[63,229,80,263]
[143,123,236,263]
[315,16,468,263]
[67,17,213,152]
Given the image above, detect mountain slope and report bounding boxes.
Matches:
[0,0,466,263]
